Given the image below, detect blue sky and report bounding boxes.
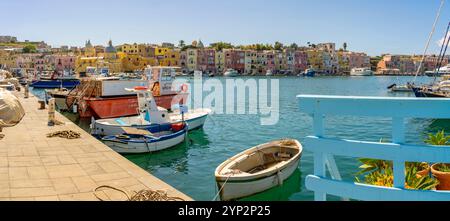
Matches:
[0,0,449,56]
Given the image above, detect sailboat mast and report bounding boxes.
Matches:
[413,0,445,82]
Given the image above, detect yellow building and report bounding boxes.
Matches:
[159,49,180,66]
[186,48,197,72]
[121,43,139,55]
[306,50,324,71]
[75,40,123,74]
[0,50,17,69]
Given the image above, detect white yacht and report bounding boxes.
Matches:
[350,67,373,76]
[223,69,239,77]
[425,64,450,76]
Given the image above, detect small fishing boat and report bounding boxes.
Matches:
[215,139,302,201]
[350,67,373,76]
[387,83,413,92]
[91,87,210,137]
[102,122,187,154]
[224,69,239,77]
[45,88,71,110]
[302,68,315,77]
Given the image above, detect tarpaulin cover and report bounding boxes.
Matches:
[0,89,25,127]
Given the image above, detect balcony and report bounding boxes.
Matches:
[297,95,450,201]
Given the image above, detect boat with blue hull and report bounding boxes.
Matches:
[30,79,80,89]
[102,123,188,153]
[302,69,315,77]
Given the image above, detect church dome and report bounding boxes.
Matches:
[105,40,117,53]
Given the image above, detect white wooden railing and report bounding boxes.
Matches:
[297,95,450,201]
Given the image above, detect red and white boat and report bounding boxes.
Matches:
[69,66,188,119]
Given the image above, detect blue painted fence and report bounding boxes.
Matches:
[297,95,450,201]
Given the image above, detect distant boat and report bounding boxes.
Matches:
[215,139,302,201]
[350,67,373,76]
[302,68,315,77]
[102,122,188,154]
[30,77,80,89]
[266,70,273,76]
[424,64,450,76]
[387,83,414,92]
[224,69,239,77]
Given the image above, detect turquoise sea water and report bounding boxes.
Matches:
[32,76,450,201]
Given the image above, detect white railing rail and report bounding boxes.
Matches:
[297,95,450,201]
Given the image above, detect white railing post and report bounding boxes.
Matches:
[313,113,326,201]
[392,117,405,188]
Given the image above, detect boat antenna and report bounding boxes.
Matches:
[433,22,450,84]
[413,0,445,83]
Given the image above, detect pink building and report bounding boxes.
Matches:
[294,50,308,72]
[224,49,245,73]
[265,51,276,71]
[197,49,216,73]
[179,51,188,73]
[348,52,370,69]
[52,55,76,72]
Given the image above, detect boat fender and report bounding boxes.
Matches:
[181,84,188,93]
[277,170,283,186]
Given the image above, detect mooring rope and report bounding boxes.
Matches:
[46,130,81,139]
[212,174,233,201]
[93,185,185,201]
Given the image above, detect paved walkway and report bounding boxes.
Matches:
[0,90,192,201]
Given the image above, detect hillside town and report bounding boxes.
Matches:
[0,35,448,76]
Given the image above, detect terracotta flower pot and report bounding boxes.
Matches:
[416,166,430,178]
[431,163,450,190]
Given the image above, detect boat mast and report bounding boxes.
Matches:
[433,22,450,84]
[413,0,445,83]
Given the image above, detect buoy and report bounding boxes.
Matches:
[134,86,148,91]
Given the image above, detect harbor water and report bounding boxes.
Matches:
[32,76,450,201]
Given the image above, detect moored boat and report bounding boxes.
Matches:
[68,66,188,118]
[91,88,210,136]
[45,88,71,110]
[215,139,302,201]
[302,68,315,77]
[350,67,373,76]
[224,69,239,77]
[102,122,188,154]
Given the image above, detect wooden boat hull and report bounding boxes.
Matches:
[216,157,300,201]
[215,139,302,201]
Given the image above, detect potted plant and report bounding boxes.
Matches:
[426,130,450,190]
[356,164,439,190]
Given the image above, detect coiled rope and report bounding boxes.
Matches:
[46,130,81,139]
[93,185,185,201]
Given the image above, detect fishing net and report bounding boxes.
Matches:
[0,90,25,128]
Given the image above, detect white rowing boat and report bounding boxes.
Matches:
[215,139,302,201]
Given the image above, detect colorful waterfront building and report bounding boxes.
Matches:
[186,48,197,72]
[224,49,245,73]
[52,55,76,72]
[197,48,215,73]
[244,50,257,75]
[294,50,308,73]
[179,50,188,73]
[160,48,180,67]
[121,43,139,55]
[265,51,276,73]
[215,50,225,74]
